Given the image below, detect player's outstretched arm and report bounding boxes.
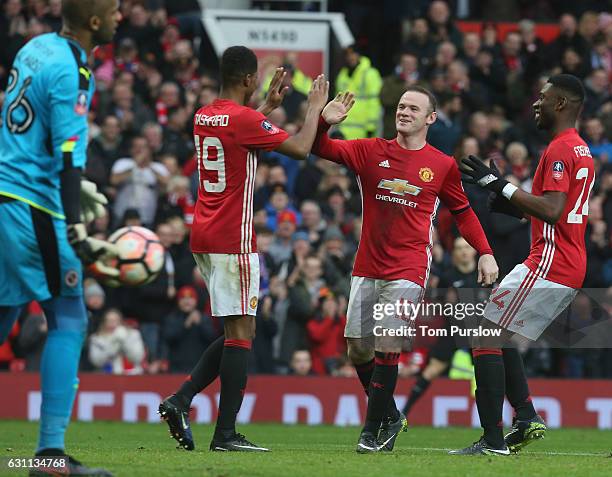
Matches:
[322,92,355,125]
[460,155,566,224]
[257,67,289,116]
[274,74,329,160]
[61,167,120,278]
[502,189,567,225]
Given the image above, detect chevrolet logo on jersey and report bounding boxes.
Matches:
[377,179,422,196]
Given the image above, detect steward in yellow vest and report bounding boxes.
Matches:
[335,45,382,139]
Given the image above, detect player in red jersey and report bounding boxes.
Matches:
[451,74,595,455]
[313,86,499,453]
[159,46,329,452]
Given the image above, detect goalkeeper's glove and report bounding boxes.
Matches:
[460,155,508,194]
[80,180,108,225]
[487,193,525,219]
[67,223,119,277]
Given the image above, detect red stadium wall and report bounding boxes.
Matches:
[1,374,611,429]
[456,21,560,42]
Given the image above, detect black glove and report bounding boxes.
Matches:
[487,193,524,219]
[460,155,508,195]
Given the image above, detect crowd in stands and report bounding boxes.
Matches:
[0,0,610,379]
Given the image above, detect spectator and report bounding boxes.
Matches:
[583,68,610,117]
[278,231,312,283]
[142,121,166,160]
[265,186,297,231]
[42,0,62,32]
[84,278,107,328]
[583,117,612,162]
[460,31,481,67]
[589,32,611,73]
[281,255,326,365]
[298,200,326,248]
[564,293,604,378]
[162,106,194,164]
[427,93,463,154]
[335,44,383,139]
[88,309,145,375]
[163,286,219,373]
[261,52,312,100]
[251,295,279,374]
[99,81,154,134]
[319,226,352,296]
[380,52,421,139]
[403,18,437,72]
[110,136,170,227]
[288,349,314,376]
[518,19,546,84]
[426,0,463,47]
[547,13,591,68]
[86,115,124,194]
[275,64,308,123]
[269,210,298,266]
[306,288,346,375]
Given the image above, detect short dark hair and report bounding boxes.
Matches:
[220,46,258,86]
[404,85,438,113]
[62,0,105,29]
[547,74,585,104]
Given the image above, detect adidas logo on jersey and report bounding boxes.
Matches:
[379,160,390,168]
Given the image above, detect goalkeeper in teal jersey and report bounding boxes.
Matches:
[0,1,121,475]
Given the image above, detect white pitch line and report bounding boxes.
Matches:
[401,446,608,457]
[294,444,608,457]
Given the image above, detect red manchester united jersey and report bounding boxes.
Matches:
[190,99,289,254]
[524,128,595,288]
[313,130,470,287]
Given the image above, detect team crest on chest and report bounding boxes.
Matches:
[419,167,434,182]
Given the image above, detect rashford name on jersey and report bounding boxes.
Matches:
[194,113,229,127]
[190,99,289,255]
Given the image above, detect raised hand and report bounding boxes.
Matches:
[262,67,289,111]
[460,155,508,194]
[322,91,355,125]
[307,74,330,112]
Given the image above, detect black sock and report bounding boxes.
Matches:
[355,359,375,395]
[472,349,505,448]
[402,375,431,416]
[355,358,400,422]
[363,352,400,434]
[503,348,536,421]
[172,335,224,409]
[214,339,251,439]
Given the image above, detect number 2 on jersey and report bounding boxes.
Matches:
[194,135,226,193]
[567,167,594,224]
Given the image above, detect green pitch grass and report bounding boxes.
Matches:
[1,421,610,476]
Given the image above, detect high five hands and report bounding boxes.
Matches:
[322,91,355,125]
